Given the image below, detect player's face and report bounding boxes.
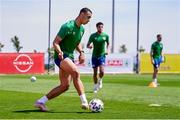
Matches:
[157,35,162,42]
[81,11,92,25]
[97,25,103,33]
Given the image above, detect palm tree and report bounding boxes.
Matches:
[0,43,4,52]
[47,47,55,71]
[11,36,23,52]
[47,47,54,63]
[119,44,127,53]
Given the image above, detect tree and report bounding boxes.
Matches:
[47,47,55,71]
[139,46,145,53]
[119,44,127,53]
[11,36,23,52]
[0,43,4,52]
[47,47,54,64]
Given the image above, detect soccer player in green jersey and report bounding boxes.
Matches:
[35,8,92,111]
[150,34,163,86]
[87,22,109,93]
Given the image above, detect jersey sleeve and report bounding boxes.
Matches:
[57,24,69,39]
[80,27,85,40]
[106,34,109,43]
[88,34,93,44]
[151,43,154,52]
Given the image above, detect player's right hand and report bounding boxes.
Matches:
[151,59,154,64]
[58,52,64,60]
[87,45,93,49]
[105,50,110,55]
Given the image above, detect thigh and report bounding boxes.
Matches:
[60,58,79,75]
[59,68,71,85]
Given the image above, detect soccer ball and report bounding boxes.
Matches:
[30,76,36,82]
[89,98,104,112]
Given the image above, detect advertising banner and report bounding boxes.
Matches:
[55,53,134,74]
[140,53,180,73]
[0,53,44,74]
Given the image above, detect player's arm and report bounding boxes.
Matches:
[161,46,164,62]
[76,43,85,64]
[53,36,63,60]
[54,24,68,60]
[161,52,165,62]
[86,35,93,49]
[87,42,93,49]
[105,36,110,55]
[150,47,154,64]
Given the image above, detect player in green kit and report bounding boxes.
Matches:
[35,8,92,111]
[87,22,109,93]
[150,34,163,87]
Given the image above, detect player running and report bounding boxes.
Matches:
[87,22,109,93]
[35,7,92,111]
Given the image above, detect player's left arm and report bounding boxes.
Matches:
[161,45,164,62]
[150,45,154,64]
[87,35,93,49]
[76,43,85,64]
[105,35,110,55]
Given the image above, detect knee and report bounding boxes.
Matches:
[71,69,80,79]
[100,70,104,75]
[61,84,70,91]
[155,68,159,72]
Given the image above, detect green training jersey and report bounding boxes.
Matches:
[54,20,84,59]
[151,41,163,58]
[88,32,109,57]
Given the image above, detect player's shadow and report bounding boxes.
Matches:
[13,109,53,113]
[13,109,93,114]
[67,90,93,93]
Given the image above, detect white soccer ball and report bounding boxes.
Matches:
[89,98,104,112]
[30,76,36,82]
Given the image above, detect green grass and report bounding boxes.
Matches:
[0,74,180,119]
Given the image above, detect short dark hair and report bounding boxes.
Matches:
[96,22,104,27]
[157,34,161,37]
[80,7,92,14]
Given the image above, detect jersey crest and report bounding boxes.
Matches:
[102,37,106,40]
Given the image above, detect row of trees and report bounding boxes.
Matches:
[0,35,23,52]
[0,35,146,53]
[118,44,145,53]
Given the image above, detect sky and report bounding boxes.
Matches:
[0,0,180,55]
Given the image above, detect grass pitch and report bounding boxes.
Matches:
[0,74,180,119]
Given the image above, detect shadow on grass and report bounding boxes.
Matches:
[67,90,93,93]
[13,109,94,114]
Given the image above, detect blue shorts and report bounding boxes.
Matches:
[153,56,162,68]
[54,54,74,68]
[92,56,106,68]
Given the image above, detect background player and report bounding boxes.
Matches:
[87,22,109,93]
[150,34,163,87]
